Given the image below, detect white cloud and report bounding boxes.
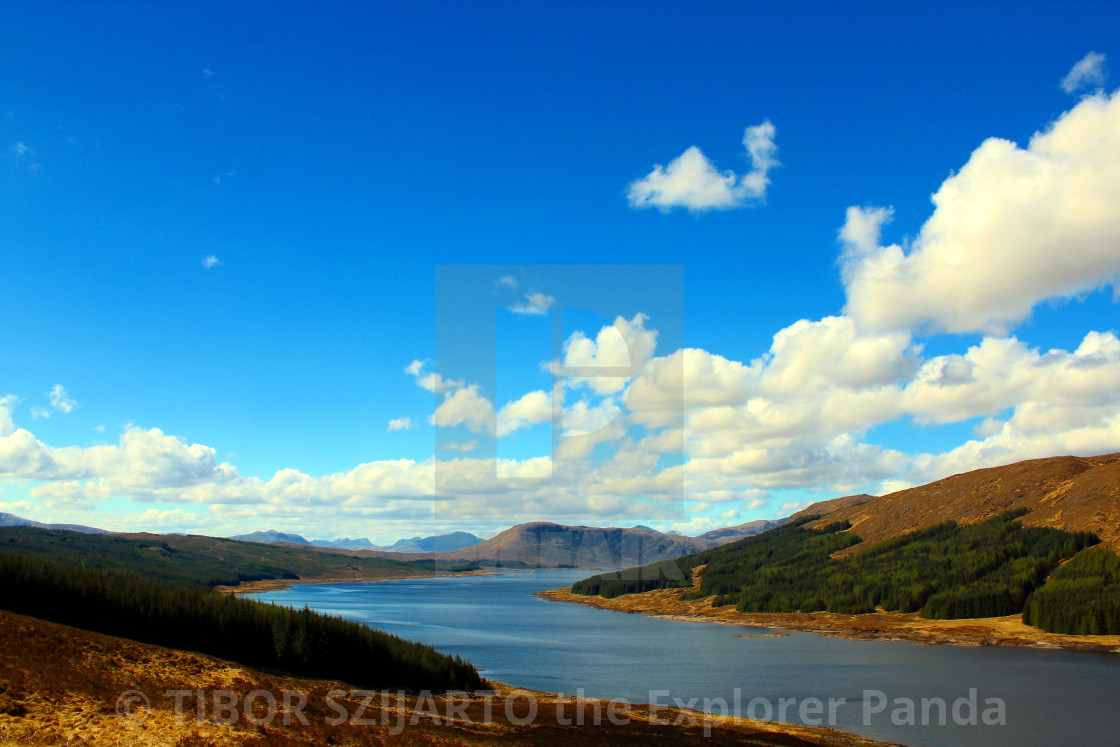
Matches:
[202,255,221,269]
[496,390,553,437]
[430,385,495,433]
[627,348,754,428]
[627,120,778,212]
[510,292,554,315]
[842,90,1120,334]
[405,360,464,393]
[1061,52,1107,94]
[48,384,76,413]
[560,313,659,395]
[387,417,416,432]
[9,142,33,156]
[30,406,50,420]
[496,275,518,289]
[5,308,1120,531]
[555,396,627,461]
[440,441,478,453]
[900,332,1120,425]
[0,396,15,436]
[759,316,916,396]
[742,495,767,511]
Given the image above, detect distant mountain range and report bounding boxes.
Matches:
[228,530,312,545]
[0,513,110,535]
[379,531,484,553]
[0,511,777,568]
[228,529,485,554]
[284,518,787,568]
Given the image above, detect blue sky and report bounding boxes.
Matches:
[2,1,1120,542]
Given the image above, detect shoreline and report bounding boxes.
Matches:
[216,568,496,596]
[0,607,903,746]
[537,586,1120,654]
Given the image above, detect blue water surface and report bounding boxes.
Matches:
[249,569,1120,747]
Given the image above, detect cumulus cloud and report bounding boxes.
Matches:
[496,390,553,437]
[627,120,778,212]
[30,406,50,420]
[618,310,1120,495]
[627,348,751,428]
[759,316,916,396]
[430,385,495,433]
[900,332,1120,425]
[5,319,1120,531]
[509,292,554,315]
[386,417,415,432]
[496,275,518,289]
[560,313,659,395]
[842,90,1120,334]
[554,396,627,461]
[406,360,464,393]
[48,385,77,413]
[202,255,221,269]
[1061,52,1107,94]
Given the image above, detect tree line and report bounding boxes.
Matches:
[0,549,482,692]
[572,511,1117,634]
[1022,545,1120,635]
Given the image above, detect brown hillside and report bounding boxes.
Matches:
[794,453,1120,555]
[0,610,895,747]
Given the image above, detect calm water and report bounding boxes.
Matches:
[249,569,1120,747]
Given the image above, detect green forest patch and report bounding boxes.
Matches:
[573,511,1114,635]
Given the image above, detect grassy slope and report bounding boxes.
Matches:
[572,513,1109,633]
[0,608,898,747]
[0,526,477,588]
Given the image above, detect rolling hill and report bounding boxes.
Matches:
[568,453,1120,635]
[793,453,1120,554]
[0,512,110,535]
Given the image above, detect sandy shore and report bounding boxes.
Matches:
[538,585,1120,654]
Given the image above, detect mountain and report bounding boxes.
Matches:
[0,512,110,535]
[291,519,787,568]
[793,453,1120,554]
[231,531,483,553]
[441,522,704,567]
[227,529,311,545]
[695,519,785,546]
[399,520,780,567]
[310,537,380,550]
[385,531,483,553]
[569,454,1120,633]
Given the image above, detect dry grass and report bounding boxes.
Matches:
[0,609,901,746]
